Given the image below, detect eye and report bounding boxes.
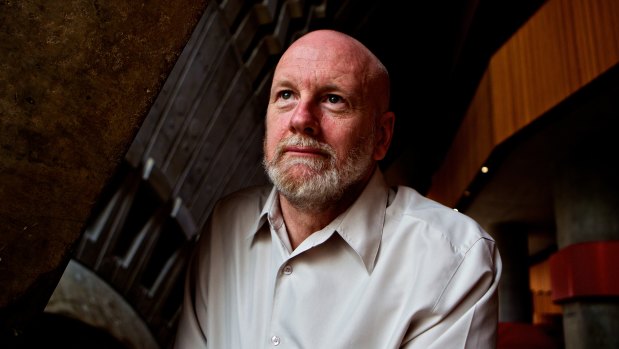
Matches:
[326,94,342,104]
[280,90,293,100]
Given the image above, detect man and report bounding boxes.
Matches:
[175,29,501,348]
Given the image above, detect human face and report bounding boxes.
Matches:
[263,32,382,210]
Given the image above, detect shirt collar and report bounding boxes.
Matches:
[251,169,390,273]
[246,187,279,239]
[335,168,389,273]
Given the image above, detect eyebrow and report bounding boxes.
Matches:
[271,74,296,85]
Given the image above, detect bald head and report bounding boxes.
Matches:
[275,29,391,116]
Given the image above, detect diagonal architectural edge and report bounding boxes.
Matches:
[0,0,209,335]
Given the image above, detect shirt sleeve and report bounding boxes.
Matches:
[401,237,502,349]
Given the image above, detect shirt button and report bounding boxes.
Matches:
[271,335,281,346]
[283,265,293,275]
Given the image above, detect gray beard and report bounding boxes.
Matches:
[263,133,375,211]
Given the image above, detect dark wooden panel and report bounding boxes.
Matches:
[428,0,619,207]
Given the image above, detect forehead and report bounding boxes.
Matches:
[272,40,369,89]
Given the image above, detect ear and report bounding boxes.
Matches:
[373,111,395,161]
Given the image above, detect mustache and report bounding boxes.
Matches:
[274,135,335,159]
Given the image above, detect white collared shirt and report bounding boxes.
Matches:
[175,169,501,349]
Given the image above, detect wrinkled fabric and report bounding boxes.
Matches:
[175,169,501,349]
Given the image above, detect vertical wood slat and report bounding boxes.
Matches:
[218,0,248,29]
[162,43,241,185]
[234,7,266,57]
[189,101,265,225]
[219,124,268,196]
[197,122,267,230]
[159,28,233,174]
[178,70,254,205]
[428,0,619,207]
[150,9,228,170]
[127,3,219,167]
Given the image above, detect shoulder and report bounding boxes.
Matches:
[208,184,272,227]
[195,184,274,244]
[377,186,499,313]
[215,184,272,211]
[386,186,492,254]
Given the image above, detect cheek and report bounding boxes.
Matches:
[324,121,369,152]
[263,133,275,160]
[263,124,284,160]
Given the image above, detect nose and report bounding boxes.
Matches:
[289,100,319,136]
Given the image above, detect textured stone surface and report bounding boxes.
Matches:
[46,260,158,349]
[0,0,207,331]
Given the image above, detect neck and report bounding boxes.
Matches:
[278,170,373,250]
[278,197,339,249]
